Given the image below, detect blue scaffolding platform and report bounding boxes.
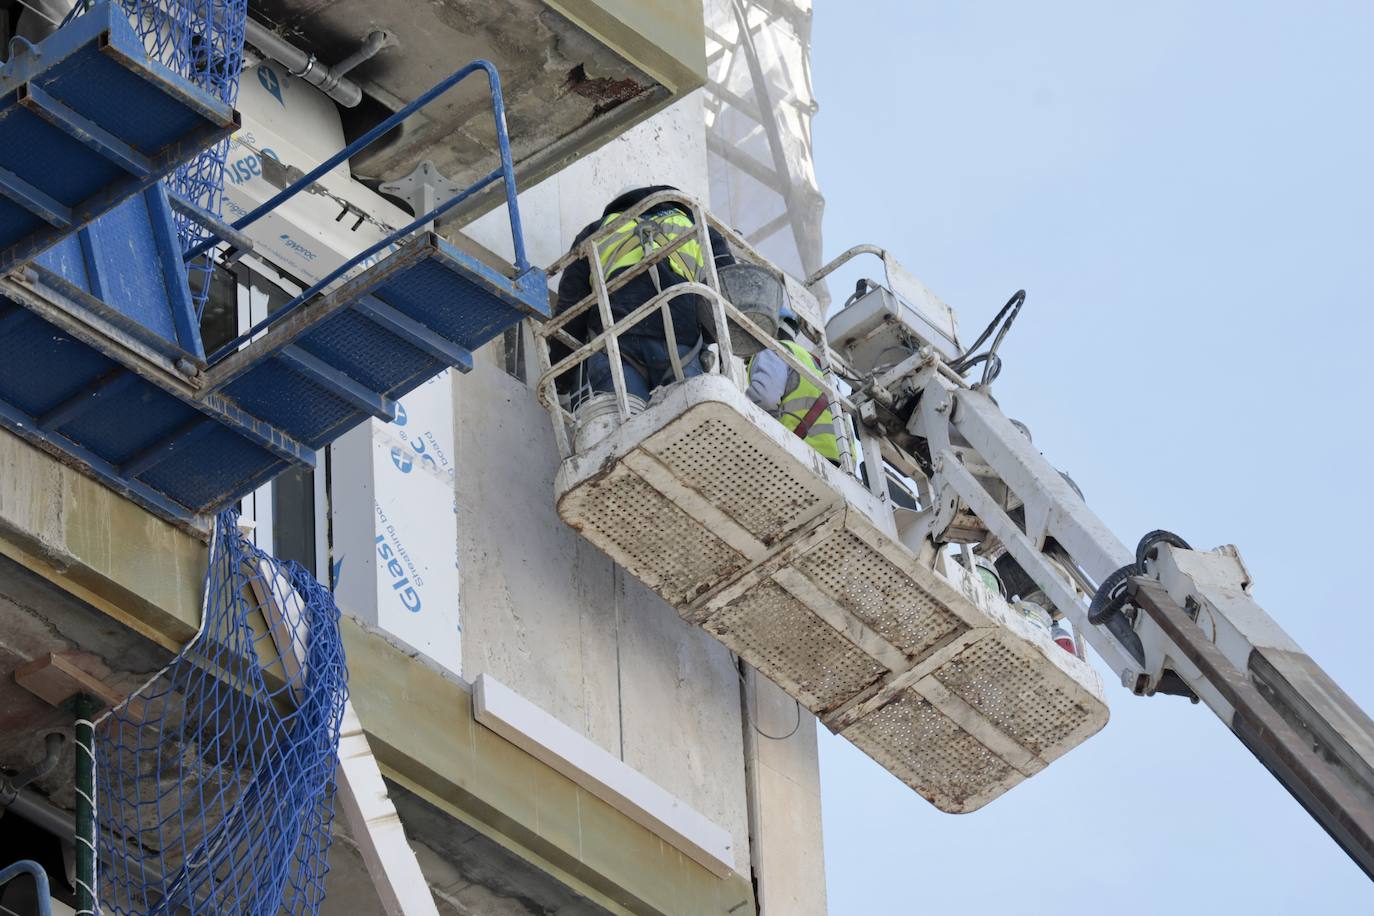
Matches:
[30,186,206,365]
[0,2,238,273]
[0,47,548,528]
[208,233,548,448]
[0,294,311,521]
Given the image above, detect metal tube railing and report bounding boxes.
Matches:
[0,860,51,916]
[803,243,886,290]
[200,59,528,364]
[534,192,862,472]
[536,282,861,469]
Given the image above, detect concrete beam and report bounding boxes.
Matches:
[456,0,710,219]
[0,426,755,916]
[348,621,756,916]
[546,0,706,96]
[0,426,204,651]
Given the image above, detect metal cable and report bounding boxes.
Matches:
[977,290,1025,386]
[949,288,1025,379]
[735,664,802,741]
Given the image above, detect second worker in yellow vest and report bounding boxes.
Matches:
[745,305,841,463]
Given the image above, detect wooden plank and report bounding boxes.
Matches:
[14,652,121,708]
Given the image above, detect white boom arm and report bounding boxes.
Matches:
[818,249,1374,879]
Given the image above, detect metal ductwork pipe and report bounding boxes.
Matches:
[244,21,395,108]
[4,787,75,842]
[0,735,75,843]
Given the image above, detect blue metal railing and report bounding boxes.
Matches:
[199,59,529,364]
[0,859,52,916]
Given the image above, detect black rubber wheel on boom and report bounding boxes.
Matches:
[1088,563,1137,626]
[1135,529,1192,569]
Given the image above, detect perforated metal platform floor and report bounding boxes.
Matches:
[0,1,238,273]
[556,375,1109,812]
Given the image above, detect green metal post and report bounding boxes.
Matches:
[72,692,100,916]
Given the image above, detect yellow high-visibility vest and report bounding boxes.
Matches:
[595,209,705,285]
[753,340,840,462]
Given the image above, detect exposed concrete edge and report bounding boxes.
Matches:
[442,0,706,222]
[0,532,187,653]
[545,0,707,95]
[0,428,205,651]
[342,618,757,916]
[0,428,755,916]
[380,769,634,916]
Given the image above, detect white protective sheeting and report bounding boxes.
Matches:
[704,0,825,286]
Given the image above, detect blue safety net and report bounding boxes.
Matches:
[91,512,348,915]
[66,0,247,310]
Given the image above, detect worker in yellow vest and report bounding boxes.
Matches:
[555,185,735,406]
[745,305,841,463]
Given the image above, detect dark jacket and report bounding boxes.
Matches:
[554,185,735,353]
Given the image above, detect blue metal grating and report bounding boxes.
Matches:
[0,298,308,525]
[370,248,549,352]
[64,0,248,259]
[0,2,237,272]
[56,378,200,464]
[0,92,127,211]
[137,424,289,512]
[0,305,114,415]
[222,359,368,451]
[206,233,546,449]
[31,187,205,362]
[295,308,444,395]
[38,45,211,153]
[0,53,552,531]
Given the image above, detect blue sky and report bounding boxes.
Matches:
[810,3,1374,912]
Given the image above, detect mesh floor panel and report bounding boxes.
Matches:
[646,409,837,544]
[556,377,1109,814]
[795,528,967,658]
[932,631,1103,759]
[558,464,749,607]
[840,690,1021,812]
[705,580,886,712]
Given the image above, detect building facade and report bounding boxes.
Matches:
[0,2,830,914]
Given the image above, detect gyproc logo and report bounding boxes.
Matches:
[278,234,317,261]
[389,447,413,474]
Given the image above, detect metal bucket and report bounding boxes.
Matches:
[701,263,786,358]
[573,392,647,453]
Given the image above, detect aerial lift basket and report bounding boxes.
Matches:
[556,374,1108,812]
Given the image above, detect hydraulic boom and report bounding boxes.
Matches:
[814,246,1374,879]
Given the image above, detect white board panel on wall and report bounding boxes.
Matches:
[331,372,462,675]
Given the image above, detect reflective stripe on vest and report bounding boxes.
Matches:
[773,341,840,462]
[595,209,704,284]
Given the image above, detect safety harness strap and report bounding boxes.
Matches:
[793,393,831,440]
